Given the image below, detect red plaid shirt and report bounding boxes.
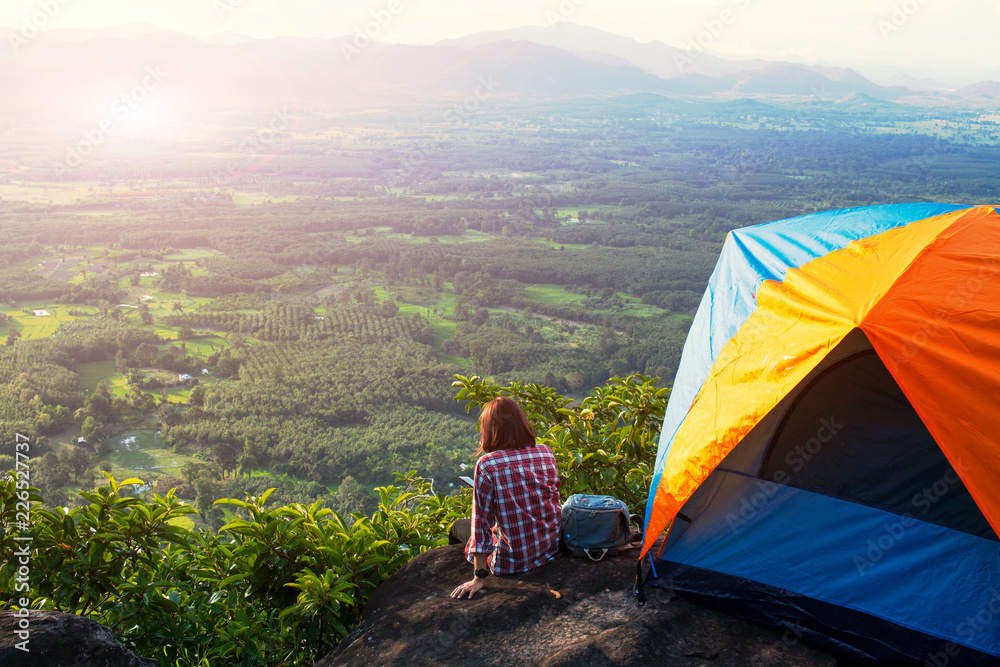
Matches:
[465,444,561,575]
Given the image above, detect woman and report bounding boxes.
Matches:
[449,396,561,599]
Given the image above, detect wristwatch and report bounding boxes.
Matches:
[474,568,491,579]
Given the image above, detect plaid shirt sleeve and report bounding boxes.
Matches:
[465,463,497,557]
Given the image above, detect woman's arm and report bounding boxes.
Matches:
[465,463,495,556]
[450,552,490,599]
[451,461,495,599]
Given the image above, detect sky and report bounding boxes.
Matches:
[2,0,997,84]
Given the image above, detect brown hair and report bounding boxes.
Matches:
[477,396,536,455]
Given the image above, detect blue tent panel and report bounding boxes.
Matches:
[652,472,1000,658]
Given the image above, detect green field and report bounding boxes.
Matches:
[523,284,587,305]
[373,283,465,351]
[141,292,216,319]
[0,181,93,205]
[78,360,126,395]
[99,429,200,528]
[555,206,602,220]
[78,359,201,403]
[101,430,187,478]
[161,247,221,261]
[0,303,93,340]
[230,193,299,205]
[173,335,225,359]
[534,238,594,250]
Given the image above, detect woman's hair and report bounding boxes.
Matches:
[477,396,536,454]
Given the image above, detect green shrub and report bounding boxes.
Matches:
[451,373,668,513]
[1,374,668,665]
[1,472,469,665]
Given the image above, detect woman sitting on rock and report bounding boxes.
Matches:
[449,396,562,599]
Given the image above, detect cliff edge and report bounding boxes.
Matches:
[319,544,841,666]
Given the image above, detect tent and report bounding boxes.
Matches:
[639,204,1000,663]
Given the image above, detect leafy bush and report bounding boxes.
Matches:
[451,373,668,514]
[1,374,668,664]
[1,472,469,665]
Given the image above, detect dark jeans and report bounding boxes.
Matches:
[448,518,471,546]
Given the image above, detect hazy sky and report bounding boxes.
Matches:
[3,0,997,83]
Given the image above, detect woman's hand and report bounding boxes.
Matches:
[450,577,486,599]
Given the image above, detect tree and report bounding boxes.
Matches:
[81,416,103,443]
[380,301,399,318]
[33,451,70,491]
[335,475,371,515]
[63,446,92,483]
[226,332,247,348]
[181,460,221,486]
[135,343,158,367]
[128,388,157,412]
[178,326,195,341]
[115,349,129,374]
[33,411,54,432]
[194,476,217,514]
[214,442,241,479]
[425,442,453,483]
[172,301,184,313]
[157,402,180,428]
[470,309,489,327]
[468,339,489,365]
[238,440,258,478]
[188,385,206,406]
[5,327,20,346]
[269,365,285,384]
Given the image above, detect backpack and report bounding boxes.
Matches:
[560,494,639,561]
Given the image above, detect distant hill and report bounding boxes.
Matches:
[30,21,168,42]
[439,23,896,91]
[957,80,1000,101]
[832,93,904,110]
[437,23,764,79]
[878,72,954,92]
[0,24,995,118]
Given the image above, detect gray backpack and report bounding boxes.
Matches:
[560,494,638,561]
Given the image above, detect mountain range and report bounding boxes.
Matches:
[0,22,996,120]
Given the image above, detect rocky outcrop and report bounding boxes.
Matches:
[0,610,159,667]
[320,545,840,666]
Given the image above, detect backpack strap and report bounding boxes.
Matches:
[628,515,644,546]
[585,548,609,562]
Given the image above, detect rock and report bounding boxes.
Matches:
[0,610,159,667]
[318,545,840,666]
